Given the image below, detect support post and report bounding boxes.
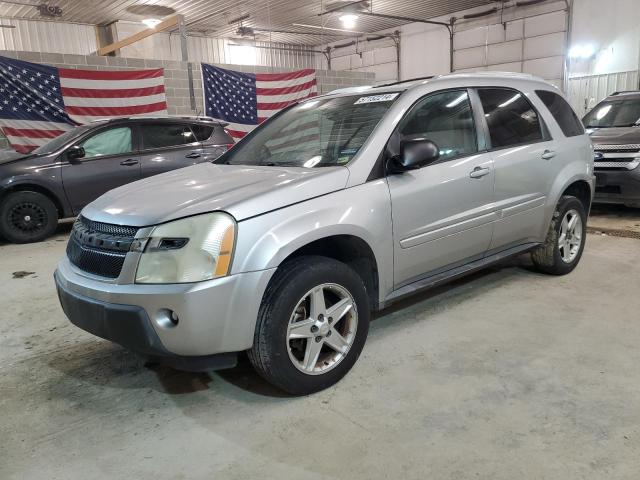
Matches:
[178,15,197,112]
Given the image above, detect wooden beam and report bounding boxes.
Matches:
[97,15,181,56]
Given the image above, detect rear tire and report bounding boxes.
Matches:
[0,191,58,243]
[531,195,587,275]
[248,256,370,395]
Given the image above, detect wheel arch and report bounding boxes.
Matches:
[0,183,65,219]
[560,179,592,214]
[274,234,381,311]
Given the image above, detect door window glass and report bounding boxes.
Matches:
[536,90,584,137]
[478,88,543,148]
[190,124,214,141]
[398,90,478,161]
[78,127,132,158]
[141,124,196,149]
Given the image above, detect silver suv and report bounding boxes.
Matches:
[55,73,594,395]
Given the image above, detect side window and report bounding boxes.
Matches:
[78,127,132,158]
[536,90,585,137]
[477,88,543,149]
[398,90,478,161]
[191,124,214,141]
[140,123,196,150]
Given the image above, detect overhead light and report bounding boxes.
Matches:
[339,14,359,29]
[569,44,596,59]
[142,18,162,29]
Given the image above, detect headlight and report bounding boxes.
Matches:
[135,212,236,284]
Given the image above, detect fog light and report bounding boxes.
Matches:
[156,308,179,329]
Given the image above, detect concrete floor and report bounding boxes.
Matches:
[2,221,640,479]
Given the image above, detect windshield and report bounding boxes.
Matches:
[583,98,640,128]
[32,124,93,155]
[217,93,399,167]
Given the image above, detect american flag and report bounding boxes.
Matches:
[0,55,167,153]
[202,64,317,140]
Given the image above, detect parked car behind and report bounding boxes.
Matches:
[0,116,233,243]
[55,73,594,395]
[583,91,640,208]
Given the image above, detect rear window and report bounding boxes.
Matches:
[140,123,196,149]
[536,90,584,137]
[191,124,214,141]
[478,88,544,149]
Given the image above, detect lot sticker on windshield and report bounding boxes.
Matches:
[354,93,399,104]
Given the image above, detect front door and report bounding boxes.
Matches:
[60,125,141,214]
[138,122,206,178]
[387,89,496,288]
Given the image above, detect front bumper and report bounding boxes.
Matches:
[594,168,640,205]
[55,257,275,358]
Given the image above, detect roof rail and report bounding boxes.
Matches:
[610,90,639,96]
[377,75,436,88]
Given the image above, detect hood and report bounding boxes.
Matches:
[82,162,350,226]
[587,127,640,146]
[0,149,33,166]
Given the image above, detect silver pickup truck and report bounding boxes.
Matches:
[55,73,594,395]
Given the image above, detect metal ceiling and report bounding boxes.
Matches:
[0,0,496,45]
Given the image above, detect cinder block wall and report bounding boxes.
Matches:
[0,50,375,116]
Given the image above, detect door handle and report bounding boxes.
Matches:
[541,149,556,160]
[469,166,491,179]
[185,152,201,159]
[120,159,139,166]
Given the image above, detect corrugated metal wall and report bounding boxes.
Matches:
[0,19,320,69]
[567,70,640,116]
[115,21,320,69]
[0,19,97,54]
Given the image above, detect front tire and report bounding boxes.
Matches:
[0,191,58,243]
[531,195,587,275]
[248,256,370,395]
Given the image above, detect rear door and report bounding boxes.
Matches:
[191,123,231,161]
[475,87,554,251]
[60,124,141,214]
[387,89,496,288]
[138,122,206,178]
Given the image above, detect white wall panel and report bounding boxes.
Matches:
[524,32,565,60]
[523,56,564,79]
[505,19,524,41]
[452,7,566,82]
[524,10,567,37]
[453,26,486,50]
[454,46,486,70]
[487,40,523,65]
[486,62,523,73]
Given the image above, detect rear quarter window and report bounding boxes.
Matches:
[536,90,585,137]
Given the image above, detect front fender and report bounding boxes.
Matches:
[231,179,394,304]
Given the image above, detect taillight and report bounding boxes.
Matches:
[225,143,234,150]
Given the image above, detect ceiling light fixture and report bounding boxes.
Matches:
[142,18,162,29]
[339,14,359,29]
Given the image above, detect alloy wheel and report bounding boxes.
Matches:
[286,283,358,375]
[558,208,583,263]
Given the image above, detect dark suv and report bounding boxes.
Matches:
[0,117,233,243]
[583,91,640,207]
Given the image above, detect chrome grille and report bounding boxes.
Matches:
[593,144,640,152]
[66,217,139,278]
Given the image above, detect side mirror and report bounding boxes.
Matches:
[67,146,85,162]
[392,137,440,171]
